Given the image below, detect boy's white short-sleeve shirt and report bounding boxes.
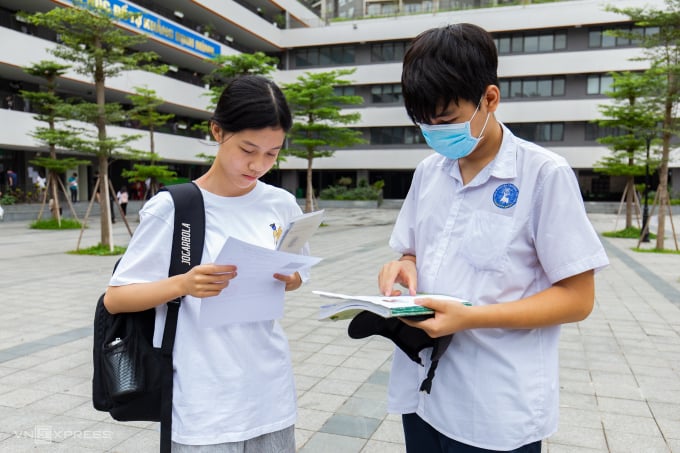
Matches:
[388,124,609,450]
[109,181,308,445]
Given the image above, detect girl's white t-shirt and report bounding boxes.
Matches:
[109,181,307,445]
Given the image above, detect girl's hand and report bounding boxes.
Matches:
[182,264,237,298]
[274,271,302,292]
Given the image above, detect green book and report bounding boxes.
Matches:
[314,290,470,321]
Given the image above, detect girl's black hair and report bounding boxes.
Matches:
[211,75,292,133]
[401,23,499,124]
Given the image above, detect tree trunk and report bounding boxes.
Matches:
[95,52,113,251]
[625,175,634,229]
[48,113,62,222]
[656,98,673,250]
[149,124,155,156]
[50,172,61,225]
[99,156,113,250]
[305,154,314,213]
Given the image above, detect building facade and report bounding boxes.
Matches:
[0,0,678,202]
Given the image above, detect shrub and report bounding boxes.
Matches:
[320,179,384,201]
[69,244,126,256]
[1,193,17,205]
[30,218,82,229]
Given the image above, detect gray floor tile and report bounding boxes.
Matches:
[1,211,679,452]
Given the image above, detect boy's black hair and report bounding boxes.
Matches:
[401,23,499,125]
[211,74,292,133]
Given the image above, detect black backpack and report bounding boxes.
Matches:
[92,182,204,453]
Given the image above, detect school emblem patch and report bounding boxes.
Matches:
[493,183,519,209]
[270,223,283,243]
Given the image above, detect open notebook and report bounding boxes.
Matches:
[315,290,470,321]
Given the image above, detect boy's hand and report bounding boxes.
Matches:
[274,271,302,292]
[183,264,237,298]
[378,256,417,296]
[401,297,471,337]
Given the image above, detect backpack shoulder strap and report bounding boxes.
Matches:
[163,182,205,275]
[157,182,205,453]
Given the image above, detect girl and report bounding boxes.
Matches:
[104,75,306,452]
[116,186,128,216]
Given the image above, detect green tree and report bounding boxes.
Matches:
[204,52,278,109]
[283,69,366,212]
[195,52,279,163]
[23,1,162,250]
[21,60,89,224]
[594,71,661,229]
[606,1,680,250]
[123,86,177,199]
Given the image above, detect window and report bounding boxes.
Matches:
[538,35,554,52]
[588,24,659,48]
[586,74,613,95]
[371,127,401,145]
[522,80,538,97]
[403,3,421,13]
[506,123,564,142]
[404,127,423,145]
[370,127,424,145]
[334,86,356,97]
[602,31,617,48]
[370,42,407,62]
[294,45,355,68]
[554,33,567,50]
[524,35,539,53]
[585,124,625,141]
[367,2,397,16]
[366,3,381,15]
[499,77,565,99]
[497,36,511,54]
[495,31,567,55]
[370,84,402,103]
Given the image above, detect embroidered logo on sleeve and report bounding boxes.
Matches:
[493,183,519,209]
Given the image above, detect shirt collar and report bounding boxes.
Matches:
[442,123,518,185]
[489,123,518,180]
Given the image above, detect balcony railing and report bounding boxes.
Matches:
[325,0,578,23]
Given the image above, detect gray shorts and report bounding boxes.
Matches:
[171,425,295,453]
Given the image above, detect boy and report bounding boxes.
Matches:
[378,23,609,452]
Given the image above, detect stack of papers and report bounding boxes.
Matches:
[199,210,324,327]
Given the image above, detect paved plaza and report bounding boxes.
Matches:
[0,208,679,452]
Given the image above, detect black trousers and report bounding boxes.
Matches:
[402,413,542,453]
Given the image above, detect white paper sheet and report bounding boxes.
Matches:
[200,237,322,326]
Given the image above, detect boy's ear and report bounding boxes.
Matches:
[483,85,501,113]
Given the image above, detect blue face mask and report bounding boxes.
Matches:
[419,102,490,160]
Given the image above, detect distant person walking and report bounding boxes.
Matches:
[6,169,18,192]
[116,186,129,216]
[68,172,78,203]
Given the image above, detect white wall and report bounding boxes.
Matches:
[0,27,211,114]
[276,144,625,170]
[279,148,434,169]
[0,109,210,164]
[279,0,666,47]
[194,0,284,48]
